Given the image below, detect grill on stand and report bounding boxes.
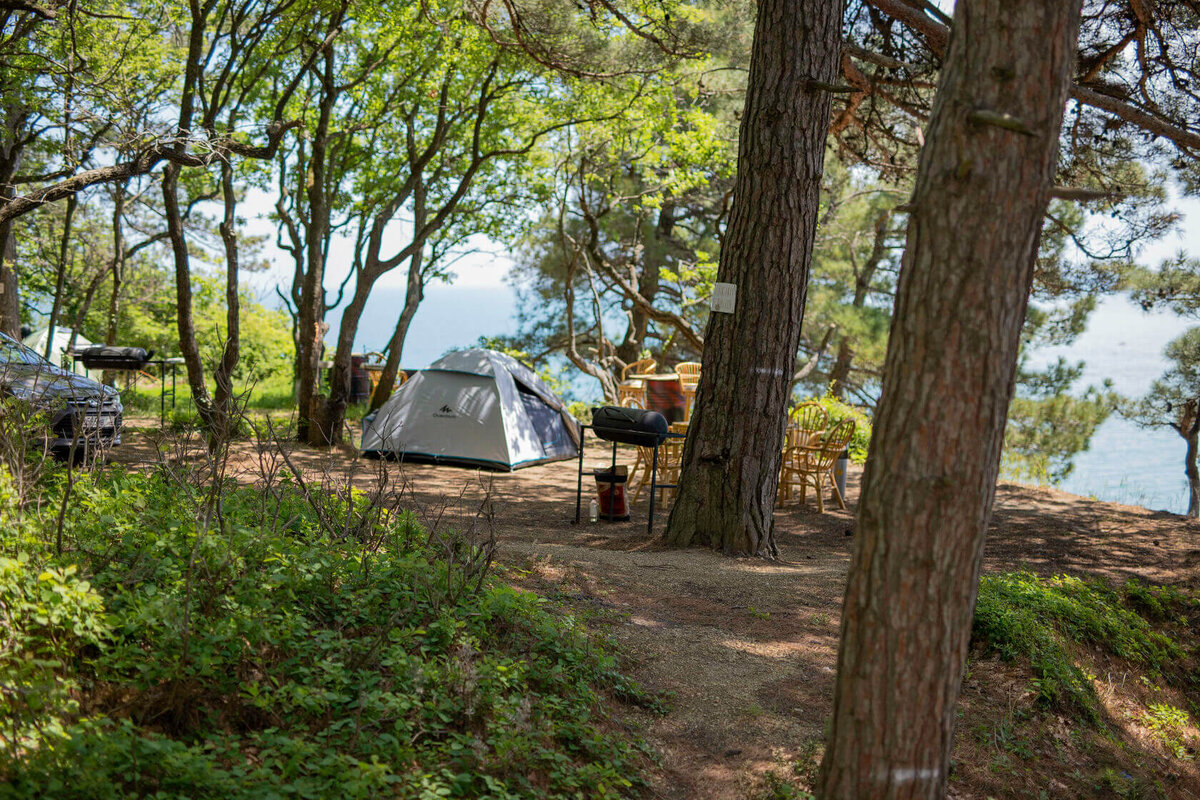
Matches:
[575,406,685,535]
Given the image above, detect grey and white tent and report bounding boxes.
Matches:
[361,348,580,470]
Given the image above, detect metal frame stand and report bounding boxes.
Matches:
[71,356,179,426]
[574,425,685,535]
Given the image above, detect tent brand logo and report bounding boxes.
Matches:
[433,404,458,418]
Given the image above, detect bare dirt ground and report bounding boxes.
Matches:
[111,425,1200,799]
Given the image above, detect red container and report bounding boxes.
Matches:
[593,466,629,521]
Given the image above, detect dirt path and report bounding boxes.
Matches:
[110,428,1200,798]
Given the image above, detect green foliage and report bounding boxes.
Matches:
[0,466,654,798]
[1003,376,1116,484]
[1139,703,1192,759]
[1123,326,1200,433]
[0,557,109,746]
[972,572,1187,719]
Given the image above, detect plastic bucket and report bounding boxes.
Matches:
[593,466,630,521]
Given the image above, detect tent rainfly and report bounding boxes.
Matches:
[360,348,581,470]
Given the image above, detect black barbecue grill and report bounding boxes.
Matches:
[70,346,181,426]
[77,346,155,371]
[575,406,685,534]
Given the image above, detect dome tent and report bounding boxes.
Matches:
[361,348,580,470]
[22,327,98,379]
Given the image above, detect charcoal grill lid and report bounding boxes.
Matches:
[590,405,669,446]
[78,345,154,369]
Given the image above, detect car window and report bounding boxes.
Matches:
[0,331,49,366]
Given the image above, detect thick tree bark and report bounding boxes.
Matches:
[1186,430,1199,519]
[0,108,25,337]
[662,0,844,556]
[817,2,1083,798]
[0,219,17,336]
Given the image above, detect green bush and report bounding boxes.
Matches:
[0,466,655,799]
[972,572,1185,719]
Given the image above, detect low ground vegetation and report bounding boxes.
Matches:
[0,435,661,799]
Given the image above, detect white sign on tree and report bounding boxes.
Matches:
[711,282,736,314]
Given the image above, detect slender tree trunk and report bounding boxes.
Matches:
[1182,399,1199,519]
[829,208,891,397]
[0,217,18,336]
[616,200,673,365]
[163,163,213,419]
[44,194,78,360]
[316,278,372,446]
[817,2,1083,798]
[369,249,425,412]
[0,111,24,337]
[104,188,126,347]
[211,160,241,446]
[663,0,844,556]
[296,50,336,444]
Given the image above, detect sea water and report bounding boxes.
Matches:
[1028,295,1192,514]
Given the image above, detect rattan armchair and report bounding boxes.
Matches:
[779,418,856,512]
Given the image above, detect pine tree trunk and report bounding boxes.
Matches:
[0,107,25,337]
[663,0,844,556]
[1183,399,1199,519]
[817,2,1083,798]
[1186,432,1198,519]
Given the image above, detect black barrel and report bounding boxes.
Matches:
[590,405,669,447]
[77,345,154,370]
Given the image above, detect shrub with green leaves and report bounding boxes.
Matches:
[0,465,656,799]
[972,572,1186,719]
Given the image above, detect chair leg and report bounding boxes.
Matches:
[830,468,846,510]
[628,450,644,499]
[814,473,824,513]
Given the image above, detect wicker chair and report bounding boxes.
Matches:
[778,403,827,506]
[675,362,701,420]
[621,396,648,490]
[631,432,684,505]
[779,418,856,512]
[616,358,657,407]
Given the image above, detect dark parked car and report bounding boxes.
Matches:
[0,330,122,452]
